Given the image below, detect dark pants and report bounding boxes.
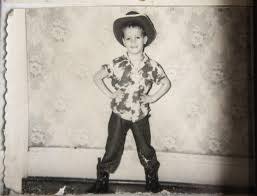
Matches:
[100,112,160,174]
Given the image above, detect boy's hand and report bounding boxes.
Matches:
[140,95,155,104]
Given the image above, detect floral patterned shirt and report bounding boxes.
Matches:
[102,53,167,122]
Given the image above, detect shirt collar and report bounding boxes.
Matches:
[124,52,149,68]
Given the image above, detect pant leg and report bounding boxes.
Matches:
[100,112,130,173]
[131,115,160,172]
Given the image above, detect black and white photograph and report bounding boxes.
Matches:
[0,0,256,195]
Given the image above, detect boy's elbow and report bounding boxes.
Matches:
[164,77,171,90]
[168,79,172,89]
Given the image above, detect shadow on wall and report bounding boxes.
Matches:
[213,7,255,189]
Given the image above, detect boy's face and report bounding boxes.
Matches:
[122,26,148,55]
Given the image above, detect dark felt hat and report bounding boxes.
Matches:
[113,11,156,47]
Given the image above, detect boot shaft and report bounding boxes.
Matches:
[144,164,162,193]
[87,157,110,194]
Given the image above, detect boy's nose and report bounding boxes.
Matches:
[130,38,137,44]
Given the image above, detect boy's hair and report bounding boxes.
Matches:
[121,21,147,38]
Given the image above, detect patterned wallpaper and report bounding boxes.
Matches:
[26,7,251,157]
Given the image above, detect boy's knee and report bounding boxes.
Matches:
[138,148,156,162]
[138,144,155,156]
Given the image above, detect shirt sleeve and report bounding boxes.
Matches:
[101,63,114,78]
[151,60,167,84]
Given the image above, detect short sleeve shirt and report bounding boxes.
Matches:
[102,53,167,122]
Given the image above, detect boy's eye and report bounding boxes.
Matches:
[126,38,130,40]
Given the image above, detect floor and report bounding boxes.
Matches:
[10,190,253,196]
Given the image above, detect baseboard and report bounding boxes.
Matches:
[22,176,255,195]
[28,148,251,186]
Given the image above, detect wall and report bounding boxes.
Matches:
[27,6,251,157]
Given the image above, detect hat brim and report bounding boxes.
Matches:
[113,14,156,47]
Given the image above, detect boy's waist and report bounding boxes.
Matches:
[111,111,150,123]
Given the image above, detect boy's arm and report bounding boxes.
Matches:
[141,77,171,104]
[93,68,115,99]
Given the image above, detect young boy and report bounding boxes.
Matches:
[90,11,171,193]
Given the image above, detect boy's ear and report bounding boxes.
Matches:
[122,37,125,45]
[144,36,148,45]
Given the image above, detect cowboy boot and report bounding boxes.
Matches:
[145,166,162,193]
[148,171,162,193]
[144,168,151,191]
[87,157,110,194]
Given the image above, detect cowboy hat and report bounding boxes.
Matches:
[113,11,156,47]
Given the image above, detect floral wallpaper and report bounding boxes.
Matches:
[26,7,251,157]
